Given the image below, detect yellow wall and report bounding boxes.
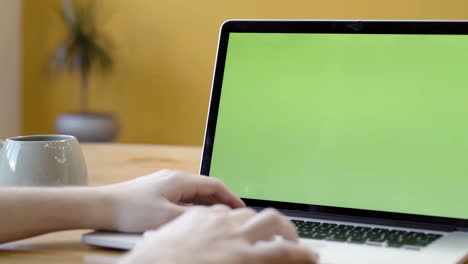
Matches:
[22,0,468,145]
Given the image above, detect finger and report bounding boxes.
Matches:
[210,204,232,212]
[241,208,299,243]
[186,194,218,206]
[177,174,246,208]
[252,240,319,264]
[228,208,257,226]
[170,203,231,220]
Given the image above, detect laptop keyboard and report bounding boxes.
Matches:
[292,219,443,249]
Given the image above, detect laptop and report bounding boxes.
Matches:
[83,20,468,264]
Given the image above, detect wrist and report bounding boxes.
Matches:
[75,186,116,230]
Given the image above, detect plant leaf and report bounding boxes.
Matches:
[49,0,113,76]
[61,0,76,26]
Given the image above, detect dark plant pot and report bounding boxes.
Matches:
[56,113,119,142]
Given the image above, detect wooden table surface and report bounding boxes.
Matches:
[0,143,202,264]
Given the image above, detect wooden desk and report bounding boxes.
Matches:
[0,143,202,264]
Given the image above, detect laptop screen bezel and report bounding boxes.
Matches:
[200,20,468,229]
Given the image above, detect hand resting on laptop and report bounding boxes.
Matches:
[96,169,246,232]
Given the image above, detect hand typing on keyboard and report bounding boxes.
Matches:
[120,206,319,264]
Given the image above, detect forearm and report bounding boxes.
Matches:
[0,187,113,243]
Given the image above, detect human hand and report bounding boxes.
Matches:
[119,206,319,264]
[96,170,245,232]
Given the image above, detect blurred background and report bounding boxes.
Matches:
[1,0,467,146]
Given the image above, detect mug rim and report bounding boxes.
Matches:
[6,134,76,143]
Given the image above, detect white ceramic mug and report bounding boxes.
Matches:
[0,135,87,186]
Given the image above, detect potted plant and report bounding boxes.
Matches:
[51,0,118,142]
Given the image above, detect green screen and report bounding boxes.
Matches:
[210,33,468,219]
